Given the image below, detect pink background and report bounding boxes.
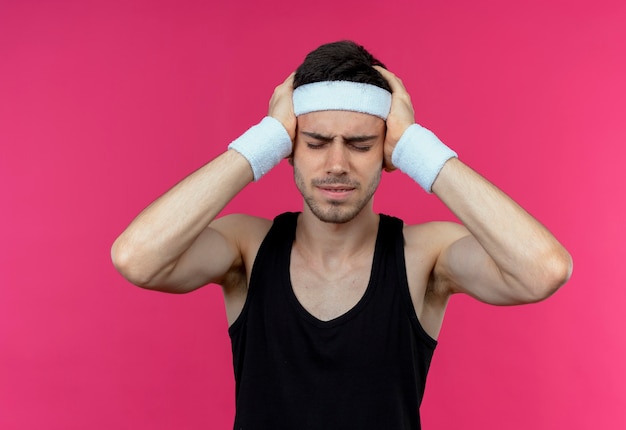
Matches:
[1,0,625,428]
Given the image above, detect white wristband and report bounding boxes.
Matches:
[228,116,293,181]
[391,124,457,193]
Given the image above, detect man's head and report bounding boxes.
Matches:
[291,41,390,224]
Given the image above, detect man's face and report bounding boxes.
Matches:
[292,110,386,224]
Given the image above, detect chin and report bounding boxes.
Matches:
[310,202,363,224]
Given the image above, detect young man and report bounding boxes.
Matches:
[112,41,572,429]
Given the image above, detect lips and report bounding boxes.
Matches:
[319,186,355,192]
[312,177,359,200]
[316,184,356,201]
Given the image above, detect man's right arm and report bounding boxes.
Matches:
[111,150,255,293]
[111,73,297,293]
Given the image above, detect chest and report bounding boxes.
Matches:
[289,249,373,322]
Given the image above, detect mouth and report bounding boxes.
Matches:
[316,184,356,200]
[319,186,355,192]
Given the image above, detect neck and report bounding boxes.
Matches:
[295,206,379,265]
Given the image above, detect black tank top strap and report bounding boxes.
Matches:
[228,212,298,336]
[383,214,438,347]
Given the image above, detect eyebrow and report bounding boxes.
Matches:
[301,131,379,144]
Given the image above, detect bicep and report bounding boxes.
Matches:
[433,224,527,305]
[147,215,248,294]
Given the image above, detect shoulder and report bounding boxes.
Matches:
[211,213,274,256]
[400,221,471,337]
[401,221,467,283]
[211,213,273,235]
[402,222,471,296]
[402,221,469,255]
[209,214,274,297]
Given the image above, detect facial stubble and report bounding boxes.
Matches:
[293,165,382,224]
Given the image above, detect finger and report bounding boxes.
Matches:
[280,71,296,90]
[373,65,407,94]
[270,73,294,104]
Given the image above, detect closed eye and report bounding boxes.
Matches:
[348,143,372,152]
[300,131,379,152]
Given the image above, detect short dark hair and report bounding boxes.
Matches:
[294,40,391,92]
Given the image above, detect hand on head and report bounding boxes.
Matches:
[268,72,297,142]
[374,66,416,171]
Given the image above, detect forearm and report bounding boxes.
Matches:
[111,149,253,285]
[432,158,573,297]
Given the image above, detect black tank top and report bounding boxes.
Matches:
[228,212,437,429]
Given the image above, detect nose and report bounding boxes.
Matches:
[325,143,349,175]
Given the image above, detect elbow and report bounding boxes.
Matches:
[111,239,157,288]
[525,247,574,303]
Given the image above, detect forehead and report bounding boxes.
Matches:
[297,110,385,135]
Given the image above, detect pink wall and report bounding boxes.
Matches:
[1,0,625,428]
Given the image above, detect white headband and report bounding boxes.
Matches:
[292,81,392,120]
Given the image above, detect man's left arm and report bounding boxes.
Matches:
[430,157,573,304]
[376,66,572,305]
